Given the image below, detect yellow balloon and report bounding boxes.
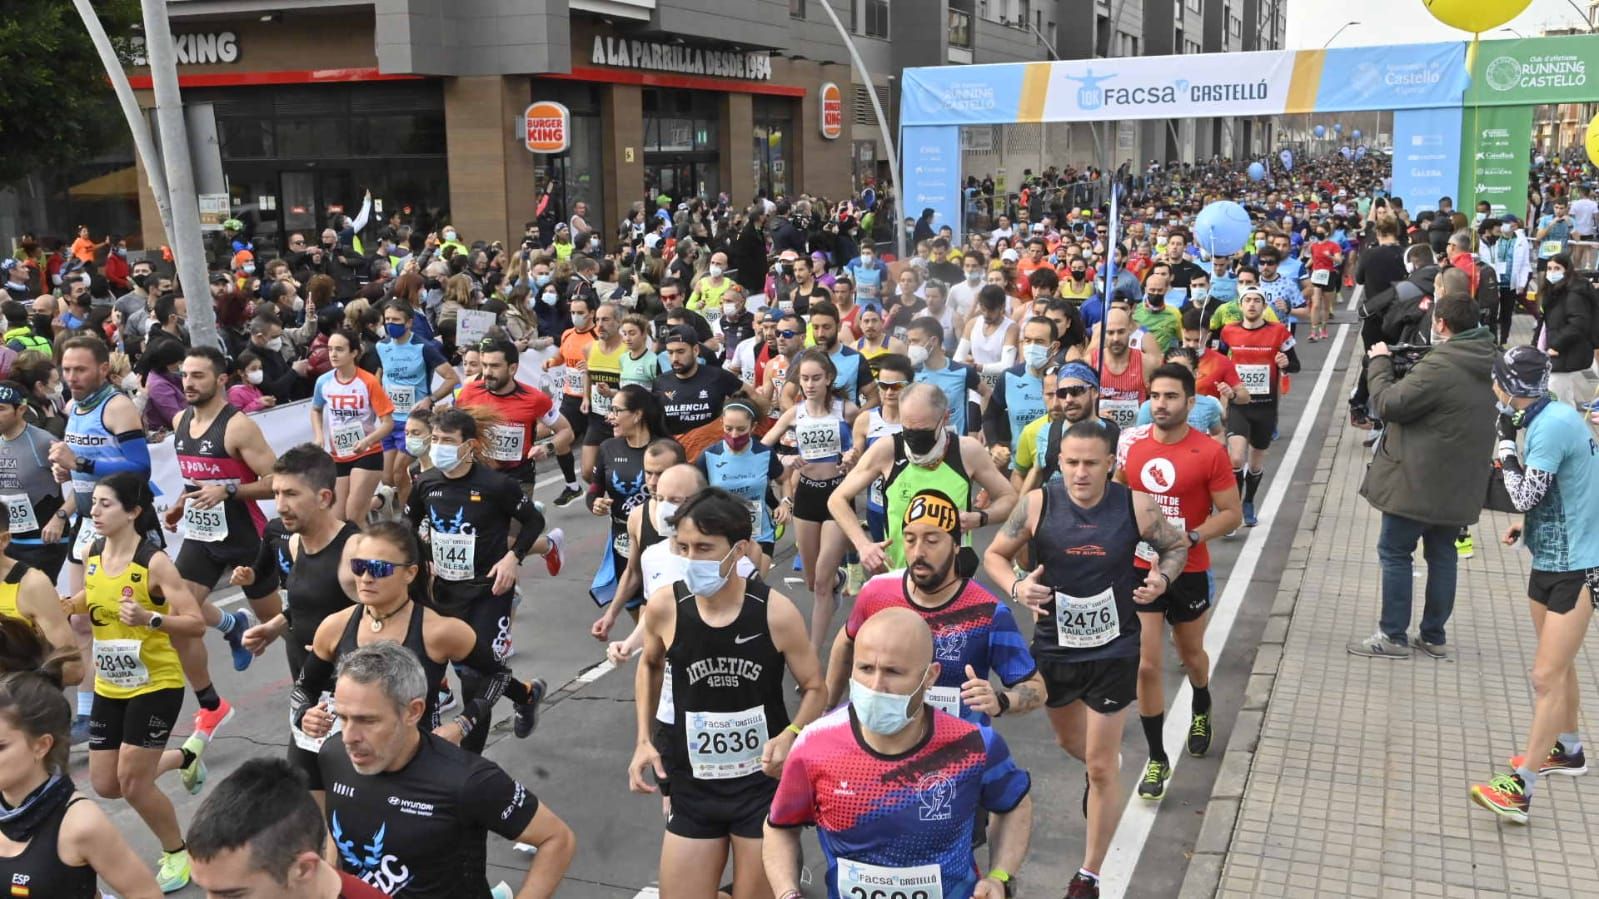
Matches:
[1421,0,1531,33]
[1588,113,1599,168]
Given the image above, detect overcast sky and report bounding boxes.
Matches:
[1285,0,1593,48]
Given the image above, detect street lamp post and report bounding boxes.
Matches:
[815,0,905,261]
[1321,20,1360,49]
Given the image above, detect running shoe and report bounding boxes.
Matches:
[157,848,191,893]
[1510,744,1588,776]
[70,714,91,746]
[1345,632,1410,659]
[514,678,548,739]
[222,608,256,672]
[1412,637,1450,660]
[1188,712,1213,757]
[543,527,566,576]
[1469,772,1530,824]
[1066,871,1100,899]
[438,685,458,713]
[1349,408,1373,430]
[553,485,585,508]
[1242,501,1258,528]
[1455,533,1474,559]
[181,752,207,795]
[189,698,235,744]
[1137,759,1172,800]
[834,567,848,596]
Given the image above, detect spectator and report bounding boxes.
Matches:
[138,338,186,433]
[9,351,65,437]
[247,315,308,403]
[306,306,343,378]
[227,350,274,412]
[144,293,188,359]
[729,204,769,294]
[1533,253,1596,407]
[2,301,49,355]
[69,225,106,265]
[103,234,131,293]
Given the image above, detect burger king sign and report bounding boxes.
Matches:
[524,101,570,154]
[819,82,842,140]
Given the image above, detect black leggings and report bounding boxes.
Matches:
[1349,315,1387,411]
[1496,288,1519,345]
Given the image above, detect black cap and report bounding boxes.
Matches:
[663,325,699,346]
[208,271,232,285]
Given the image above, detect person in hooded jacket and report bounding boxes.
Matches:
[1534,253,1596,408]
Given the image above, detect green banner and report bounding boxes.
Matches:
[1460,104,1532,220]
[1465,35,1599,106]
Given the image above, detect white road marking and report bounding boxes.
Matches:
[1097,322,1353,897]
[632,887,660,899]
[574,660,617,686]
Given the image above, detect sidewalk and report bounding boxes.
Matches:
[1184,333,1599,898]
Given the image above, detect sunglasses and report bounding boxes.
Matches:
[777,329,800,339]
[350,558,404,578]
[1055,385,1091,398]
[876,380,908,391]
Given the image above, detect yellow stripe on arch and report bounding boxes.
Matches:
[1285,49,1326,114]
[1018,62,1052,122]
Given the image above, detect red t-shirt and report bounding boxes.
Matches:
[1194,350,1241,400]
[1309,240,1340,272]
[1123,426,1235,572]
[1220,321,1293,402]
[455,379,561,468]
[339,871,390,898]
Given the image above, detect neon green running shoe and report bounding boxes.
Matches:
[1137,758,1172,800]
[157,848,191,893]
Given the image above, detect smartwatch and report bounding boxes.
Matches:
[225,483,239,498]
[995,691,1011,717]
[148,613,164,631]
[1187,529,1202,547]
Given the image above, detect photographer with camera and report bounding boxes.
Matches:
[1347,289,1497,661]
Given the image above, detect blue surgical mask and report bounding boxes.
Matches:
[429,443,464,471]
[684,544,739,597]
[405,435,429,457]
[540,290,559,306]
[1495,399,1516,416]
[1547,270,1566,284]
[1023,344,1050,370]
[535,273,552,287]
[384,322,406,339]
[62,313,82,330]
[849,667,932,735]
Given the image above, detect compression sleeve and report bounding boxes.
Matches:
[89,431,151,478]
[1501,460,1554,513]
[955,337,974,365]
[290,651,336,728]
[243,531,280,600]
[980,344,1018,377]
[510,491,544,561]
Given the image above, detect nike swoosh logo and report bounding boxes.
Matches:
[734,634,760,645]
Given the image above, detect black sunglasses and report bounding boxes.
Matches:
[1055,385,1091,398]
[777,329,800,339]
[876,380,908,391]
[350,558,404,578]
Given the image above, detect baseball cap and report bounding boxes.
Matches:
[0,383,24,407]
[763,308,785,323]
[663,325,699,346]
[1000,249,1020,263]
[208,271,232,285]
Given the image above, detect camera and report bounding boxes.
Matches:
[1386,343,1431,379]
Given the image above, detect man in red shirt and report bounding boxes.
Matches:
[1306,225,1342,342]
[1180,307,1242,403]
[457,337,575,498]
[1116,362,1242,800]
[1220,289,1300,527]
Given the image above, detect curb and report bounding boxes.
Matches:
[1176,337,1361,899]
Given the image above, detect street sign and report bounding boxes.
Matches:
[198,193,229,231]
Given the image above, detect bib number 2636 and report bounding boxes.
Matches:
[837,861,943,899]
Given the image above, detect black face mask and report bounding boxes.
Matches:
[1146,292,1166,308]
[30,315,53,338]
[1070,269,1086,280]
[902,427,940,455]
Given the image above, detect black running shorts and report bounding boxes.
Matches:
[1529,567,1599,615]
[1227,401,1277,451]
[1038,654,1138,713]
[1137,570,1212,625]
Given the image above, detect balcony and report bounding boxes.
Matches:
[949,8,974,62]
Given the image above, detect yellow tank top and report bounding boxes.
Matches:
[855,336,892,379]
[0,563,28,623]
[586,339,626,415]
[86,541,184,699]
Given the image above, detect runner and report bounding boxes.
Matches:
[619,313,662,389]
[697,402,784,569]
[628,488,824,899]
[1469,348,1599,824]
[1117,363,1242,800]
[908,316,988,436]
[316,641,575,897]
[593,442,691,644]
[653,326,757,458]
[983,316,1055,467]
[853,303,905,379]
[455,337,577,506]
[808,302,877,408]
[1306,223,1343,341]
[1089,308,1150,431]
[758,312,806,430]
[850,354,910,544]
[763,349,859,656]
[1134,348,1227,441]
[62,473,208,893]
[187,757,387,899]
[580,302,626,482]
[0,666,163,898]
[588,395,672,613]
[1015,362,1122,492]
[959,285,1019,390]
[982,421,1189,899]
[403,412,553,752]
[1220,287,1300,527]
[309,330,394,523]
[0,506,81,689]
[375,300,458,502]
[230,444,361,790]
[0,382,72,585]
[767,608,1034,899]
[830,383,1016,573]
[545,294,597,507]
[1179,308,1243,405]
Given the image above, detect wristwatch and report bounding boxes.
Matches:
[53,508,71,521]
[1187,529,1202,547]
[995,690,1011,717]
[225,483,238,498]
[148,613,164,631]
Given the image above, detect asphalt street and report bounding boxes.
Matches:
[81,308,1354,898]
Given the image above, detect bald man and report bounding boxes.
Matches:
[768,607,1033,899]
[1088,307,1155,430]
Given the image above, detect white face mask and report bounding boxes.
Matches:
[654,500,679,536]
[722,302,739,319]
[907,344,931,367]
[246,369,264,385]
[708,265,724,278]
[266,336,284,352]
[1547,270,1566,284]
[292,296,306,312]
[120,372,139,392]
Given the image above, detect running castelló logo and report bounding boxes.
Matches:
[1486,54,1588,92]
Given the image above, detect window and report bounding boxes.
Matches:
[789,0,804,17]
[1095,14,1110,56]
[949,8,973,48]
[864,0,888,37]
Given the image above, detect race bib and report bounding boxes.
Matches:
[290,693,340,753]
[746,499,763,532]
[1,494,38,534]
[837,860,943,899]
[485,424,525,463]
[925,685,961,718]
[386,384,417,414]
[868,476,885,509]
[590,383,613,416]
[1237,363,1271,395]
[702,305,723,334]
[71,519,100,562]
[1053,587,1120,649]
[330,420,366,457]
[613,530,631,561]
[93,639,150,689]
[1101,398,1138,428]
[431,531,475,582]
[1310,268,1332,287]
[1540,240,1564,258]
[564,368,585,393]
[981,370,1003,391]
[796,418,842,461]
[686,707,767,780]
[183,501,229,543]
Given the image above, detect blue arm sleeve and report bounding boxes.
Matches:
[91,431,152,479]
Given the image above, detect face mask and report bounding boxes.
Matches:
[861,255,874,266]
[1547,270,1566,284]
[708,265,724,278]
[242,263,256,275]
[62,313,82,330]
[1145,293,1166,308]
[266,336,284,352]
[292,296,306,312]
[654,500,679,536]
[405,435,429,457]
[907,344,930,367]
[534,273,552,287]
[541,290,559,306]
[1070,269,1086,281]
[385,322,407,339]
[848,667,931,735]
[572,314,589,328]
[721,302,739,320]
[1495,399,1516,416]
[1474,213,1486,225]
[443,230,458,242]
[1501,226,1513,236]
[424,288,444,307]
[902,426,940,455]
[430,442,464,470]
[1023,344,1050,369]
[113,247,126,258]
[684,544,739,597]
[120,373,139,392]
[246,369,264,385]
[724,432,751,451]
[1191,288,1208,301]
[965,270,982,284]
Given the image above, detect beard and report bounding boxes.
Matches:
[908,551,956,591]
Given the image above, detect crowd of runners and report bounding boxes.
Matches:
[0,144,1594,899]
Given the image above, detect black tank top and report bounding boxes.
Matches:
[174,404,262,542]
[0,796,97,898]
[667,577,789,788]
[282,522,360,678]
[639,501,667,553]
[336,601,445,731]
[1029,479,1141,661]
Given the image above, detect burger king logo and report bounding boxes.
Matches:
[819,82,842,140]
[524,101,570,154]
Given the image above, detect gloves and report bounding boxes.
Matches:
[1495,439,1519,465]
[1496,414,1518,444]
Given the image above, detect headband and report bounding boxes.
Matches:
[902,490,961,538]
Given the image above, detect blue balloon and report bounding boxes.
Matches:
[1313,125,1326,138]
[1352,129,1362,140]
[1333,122,1343,133]
[1194,200,1252,257]
[1247,162,1266,181]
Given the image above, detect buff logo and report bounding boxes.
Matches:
[684,656,764,687]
